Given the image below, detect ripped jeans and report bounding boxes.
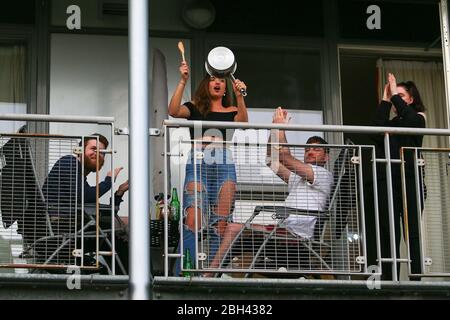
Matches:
[175,146,236,275]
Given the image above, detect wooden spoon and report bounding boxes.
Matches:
[177,41,186,63]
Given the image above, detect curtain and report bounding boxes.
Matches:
[0,44,27,135]
[0,44,26,103]
[377,58,450,276]
[0,45,27,268]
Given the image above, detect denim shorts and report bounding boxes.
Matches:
[183,146,237,227]
[175,146,237,275]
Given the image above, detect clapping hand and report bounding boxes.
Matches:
[382,83,391,102]
[116,180,129,197]
[272,107,290,124]
[107,167,124,181]
[388,73,398,96]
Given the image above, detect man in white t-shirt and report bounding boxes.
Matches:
[206,108,332,274]
[267,107,333,239]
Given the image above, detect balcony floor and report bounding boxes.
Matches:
[1,274,450,299]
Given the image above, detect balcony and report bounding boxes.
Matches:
[1,114,450,299]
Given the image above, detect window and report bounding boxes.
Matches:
[0,44,27,133]
[228,47,322,110]
[338,0,440,44]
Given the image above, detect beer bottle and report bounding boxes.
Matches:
[182,248,193,277]
[169,187,180,223]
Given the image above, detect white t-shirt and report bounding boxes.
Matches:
[284,165,333,239]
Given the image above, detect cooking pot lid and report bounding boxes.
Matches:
[207,46,235,71]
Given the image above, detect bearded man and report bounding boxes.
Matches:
[43,133,128,212]
[42,133,129,273]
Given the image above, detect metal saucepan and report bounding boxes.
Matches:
[205,46,247,97]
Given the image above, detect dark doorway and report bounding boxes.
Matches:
[340,54,382,277]
[340,54,378,145]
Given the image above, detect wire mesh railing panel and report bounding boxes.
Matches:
[415,149,450,276]
[174,138,363,276]
[0,135,98,269]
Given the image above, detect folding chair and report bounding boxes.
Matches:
[0,133,127,274]
[216,140,358,276]
[0,133,52,265]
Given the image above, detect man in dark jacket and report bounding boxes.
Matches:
[43,133,128,214]
[42,133,129,273]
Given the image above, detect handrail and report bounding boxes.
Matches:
[0,113,114,124]
[163,119,450,136]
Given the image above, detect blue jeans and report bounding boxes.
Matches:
[175,146,236,275]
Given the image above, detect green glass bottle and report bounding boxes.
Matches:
[182,248,192,277]
[169,187,180,223]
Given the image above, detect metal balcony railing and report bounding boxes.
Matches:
[162,119,450,282]
[0,114,123,275]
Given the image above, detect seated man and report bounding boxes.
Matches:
[42,133,129,273]
[267,107,333,240]
[43,133,128,212]
[206,108,333,273]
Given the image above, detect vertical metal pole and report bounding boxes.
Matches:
[110,124,116,275]
[439,0,450,134]
[129,0,150,300]
[372,147,382,275]
[384,133,398,281]
[400,148,409,274]
[357,146,368,272]
[413,149,426,277]
[193,140,199,270]
[163,125,169,277]
[81,136,85,267]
